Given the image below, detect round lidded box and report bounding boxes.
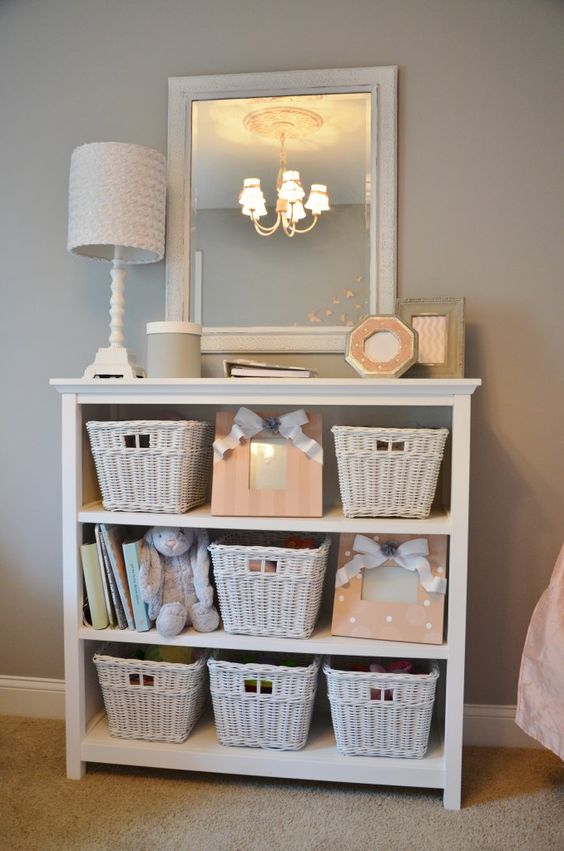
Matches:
[146,321,202,378]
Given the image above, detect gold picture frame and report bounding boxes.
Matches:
[395,297,465,378]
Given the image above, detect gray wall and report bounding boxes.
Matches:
[1,0,562,708]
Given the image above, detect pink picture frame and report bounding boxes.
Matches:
[331,532,448,645]
[211,410,323,517]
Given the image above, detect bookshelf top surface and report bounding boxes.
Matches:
[51,376,481,402]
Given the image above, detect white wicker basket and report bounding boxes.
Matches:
[86,420,212,513]
[209,532,331,639]
[208,653,320,750]
[93,648,208,743]
[324,658,439,758]
[332,426,449,518]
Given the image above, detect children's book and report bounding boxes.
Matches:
[79,542,109,630]
[99,524,135,631]
[95,524,126,629]
[122,530,151,632]
[94,524,116,627]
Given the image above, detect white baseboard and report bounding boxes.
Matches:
[0,676,65,719]
[0,677,544,749]
[462,703,542,748]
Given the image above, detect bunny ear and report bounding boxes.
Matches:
[141,529,154,559]
[182,527,195,548]
[197,528,209,549]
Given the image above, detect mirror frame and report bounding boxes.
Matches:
[166,67,397,353]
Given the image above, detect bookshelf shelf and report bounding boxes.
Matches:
[83,713,446,790]
[52,376,480,810]
[80,621,450,660]
[78,502,453,535]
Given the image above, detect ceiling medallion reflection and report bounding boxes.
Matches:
[238,107,330,238]
[243,107,323,140]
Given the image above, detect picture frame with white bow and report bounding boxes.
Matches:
[210,408,323,517]
[331,533,448,645]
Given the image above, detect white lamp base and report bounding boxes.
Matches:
[83,346,145,379]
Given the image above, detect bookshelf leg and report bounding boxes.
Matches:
[66,756,86,780]
[443,781,462,810]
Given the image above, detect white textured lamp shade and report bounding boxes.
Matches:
[67,141,166,379]
[68,142,166,262]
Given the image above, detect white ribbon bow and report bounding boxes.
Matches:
[335,535,446,594]
[213,407,323,464]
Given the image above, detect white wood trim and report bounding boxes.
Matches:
[0,681,543,750]
[442,394,471,809]
[50,377,482,402]
[165,67,397,348]
[0,676,65,718]
[201,326,349,354]
[78,622,450,660]
[61,393,86,778]
[78,503,453,536]
[463,705,543,748]
[82,714,445,787]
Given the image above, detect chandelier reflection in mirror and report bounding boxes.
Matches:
[238,107,330,237]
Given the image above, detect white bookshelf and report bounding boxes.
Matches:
[52,376,480,810]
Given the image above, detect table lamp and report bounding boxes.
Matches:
[67,141,166,378]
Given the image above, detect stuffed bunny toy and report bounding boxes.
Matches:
[139,527,220,638]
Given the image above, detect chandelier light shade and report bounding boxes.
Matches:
[67,142,166,378]
[238,107,330,237]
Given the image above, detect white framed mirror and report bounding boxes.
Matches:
[166,67,397,353]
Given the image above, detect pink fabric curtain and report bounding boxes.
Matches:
[516,542,564,759]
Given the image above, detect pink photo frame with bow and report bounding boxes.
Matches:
[211,409,323,517]
[331,533,448,645]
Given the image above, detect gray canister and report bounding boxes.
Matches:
[146,321,202,378]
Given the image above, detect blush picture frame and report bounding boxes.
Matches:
[210,410,323,517]
[331,532,448,645]
[395,296,465,378]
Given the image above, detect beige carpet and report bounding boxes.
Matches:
[1,716,562,851]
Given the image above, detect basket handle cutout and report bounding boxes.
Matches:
[247,558,278,575]
[376,440,405,452]
[370,687,395,701]
[244,676,273,696]
[124,433,151,449]
[129,673,154,687]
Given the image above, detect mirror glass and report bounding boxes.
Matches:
[191,92,371,328]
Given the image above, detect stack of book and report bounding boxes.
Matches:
[80,525,151,632]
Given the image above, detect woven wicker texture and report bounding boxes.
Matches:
[86,420,213,513]
[209,532,331,639]
[208,654,320,750]
[332,426,449,518]
[68,142,166,262]
[324,658,439,758]
[93,650,208,743]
